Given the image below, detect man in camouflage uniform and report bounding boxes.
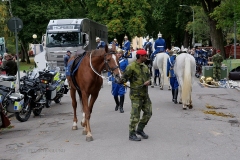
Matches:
[122,49,152,141]
[212,49,223,81]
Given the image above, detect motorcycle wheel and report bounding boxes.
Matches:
[33,108,42,116]
[15,98,32,122]
[54,98,61,104]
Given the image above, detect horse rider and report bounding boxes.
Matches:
[110,38,119,47]
[96,37,106,49]
[167,50,179,104]
[150,32,166,61]
[212,49,223,81]
[108,48,128,113]
[121,49,152,141]
[123,35,131,58]
[143,36,152,51]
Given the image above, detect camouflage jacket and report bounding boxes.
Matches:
[122,61,151,99]
[212,54,223,66]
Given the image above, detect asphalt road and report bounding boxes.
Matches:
[1,77,240,160]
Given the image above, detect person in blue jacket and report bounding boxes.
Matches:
[109,48,128,113]
[167,50,179,104]
[110,38,119,47]
[123,35,131,58]
[150,32,166,61]
[96,37,106,49]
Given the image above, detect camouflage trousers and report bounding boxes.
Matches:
[129,96,152,134]
[213,66,221,81]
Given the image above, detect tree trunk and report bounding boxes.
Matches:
[20,43,26,62]
[183,31,190,48]
[209,19,225,58]
[202,0,225,58]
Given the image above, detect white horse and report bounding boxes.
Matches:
[151,53,171,90]
[174,53,196,110]
[127,51,137,64]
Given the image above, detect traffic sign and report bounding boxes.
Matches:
[7,17,23,32]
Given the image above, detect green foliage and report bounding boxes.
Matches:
[86,0,151,39]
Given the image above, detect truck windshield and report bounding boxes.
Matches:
[46,32,81,47]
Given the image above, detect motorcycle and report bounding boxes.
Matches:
[15,68,46,122]
[38,67,68,107]
[15,67,69,122]
[0,75,25,125]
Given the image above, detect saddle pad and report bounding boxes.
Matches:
[66,53,86,76]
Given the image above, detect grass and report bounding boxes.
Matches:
[18,57,35,71]
[222,59,240,72]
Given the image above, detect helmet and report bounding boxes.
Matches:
[114,38,117,41]
[96,37,100,41]
[146,36,149,40]
[158,32,162,38]
[124,35,128,39]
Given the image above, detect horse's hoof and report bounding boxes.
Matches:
[188,105,193,109]
[82,130,87,135]
[86,136,93,142]
[151,85,154,88]
[183,107,187,110]
[160,88,163,90]
[179,102,182,104]
[81,121,86,127]
[72,126,78,130]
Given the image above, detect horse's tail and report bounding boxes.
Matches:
[163,54,168,85]
[182,56,191,104]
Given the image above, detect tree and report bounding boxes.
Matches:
[84,0,151,45]
[10,0,86,63]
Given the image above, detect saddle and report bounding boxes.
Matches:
[66,52,86,76]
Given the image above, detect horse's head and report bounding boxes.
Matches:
[104,43,123,83]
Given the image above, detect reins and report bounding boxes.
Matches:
[89,51,118,79]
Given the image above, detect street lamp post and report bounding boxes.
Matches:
[180,5,195,47]
[32,34,37,56]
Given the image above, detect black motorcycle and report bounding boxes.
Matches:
[0,75,25,123]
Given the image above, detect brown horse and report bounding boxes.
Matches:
[67,44,122,141]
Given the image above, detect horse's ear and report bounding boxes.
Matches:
[105,44,108,53]
[112,43,116,51]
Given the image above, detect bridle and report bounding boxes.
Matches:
[89,50,119,79]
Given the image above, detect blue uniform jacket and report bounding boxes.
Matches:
[108,57,128,96]
[123,40,130,57]
[97,41,106,49]
[64,54,70,67]
[110,41,119,46]
[167,55,176,77]
[154,38,166,53]
[143,41,152,49]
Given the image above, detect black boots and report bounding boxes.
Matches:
[172,89,178,104]
[129,133,141,141]
[114,96,119,111]
[136,130,149,139]
[119,95,124,113]
[114,95,124,113]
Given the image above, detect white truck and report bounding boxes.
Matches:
[38,18,108,71]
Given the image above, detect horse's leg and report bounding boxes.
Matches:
[151,66,155,88]
[188,95,193,109]
[159,68,163,90]
[168,77,171,90]
[70,88,78,130]
[178,86,182,104]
